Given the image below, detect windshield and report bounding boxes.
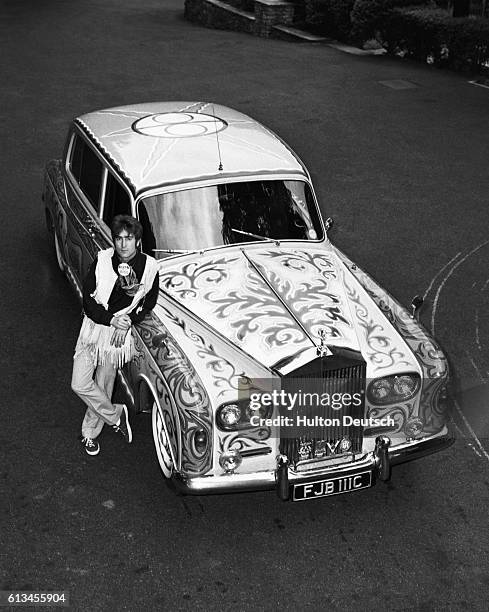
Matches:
[138,180,323,257]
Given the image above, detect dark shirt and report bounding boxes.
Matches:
[83,251,159,326]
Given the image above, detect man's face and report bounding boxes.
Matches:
[114,229,138,262]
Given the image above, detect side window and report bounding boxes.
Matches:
[70,135,103,209]
[103,172,132,226]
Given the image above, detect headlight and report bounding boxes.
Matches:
[218,404,242,427]
[216,398,272,430]
[367,373,420,405]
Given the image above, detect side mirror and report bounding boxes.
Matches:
[325,217,334,232]
[410,295,424,320]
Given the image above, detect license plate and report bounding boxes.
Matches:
[292,471,372,501]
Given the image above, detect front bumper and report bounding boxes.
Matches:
[172,428,454,499]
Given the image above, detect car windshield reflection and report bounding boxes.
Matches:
[138,180,323,258]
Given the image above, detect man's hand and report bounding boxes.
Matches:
[111,315,131,330]
[111,327,129,348]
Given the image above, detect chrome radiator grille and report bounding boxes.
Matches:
[279,348,366,466]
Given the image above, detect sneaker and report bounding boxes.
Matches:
[82,437,100,456]
[112,404,132,443]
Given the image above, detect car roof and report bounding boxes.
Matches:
[75,101,308,196]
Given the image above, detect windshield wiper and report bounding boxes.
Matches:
[230,228,280,246]
[153,248,195,255]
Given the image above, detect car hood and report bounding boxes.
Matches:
[157,243,419,375]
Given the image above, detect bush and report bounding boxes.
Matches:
[383,7,489,72]
[305,0,355,39]
[350,0,390,42]
[350,0,432,43]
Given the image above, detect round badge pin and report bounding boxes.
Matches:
[118,263,131,277]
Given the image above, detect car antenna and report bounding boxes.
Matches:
[212,104,223,171]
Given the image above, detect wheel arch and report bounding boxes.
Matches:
[137,373,181,472]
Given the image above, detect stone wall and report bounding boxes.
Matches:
[185,0,298,38]
[184,0,255,34]
[254,0,295,37]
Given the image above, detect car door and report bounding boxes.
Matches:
[63,130,110,285]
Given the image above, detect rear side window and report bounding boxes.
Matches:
[70,135,103,209]
[103,173,132,225]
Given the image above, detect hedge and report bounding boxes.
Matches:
[382,7,489,72]
[305,1,489,74]
[305,0,432,41]
[305,0,355,39]
[350,0,432,42]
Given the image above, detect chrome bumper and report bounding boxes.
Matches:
[172,428,454,498]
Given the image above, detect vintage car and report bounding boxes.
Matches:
[43,102,453,501]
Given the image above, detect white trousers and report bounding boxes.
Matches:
[71,345,123,439]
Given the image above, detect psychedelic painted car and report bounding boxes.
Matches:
[43,102,453,501]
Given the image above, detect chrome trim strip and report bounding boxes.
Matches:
[98,167,108,217]
[240,447,272,458]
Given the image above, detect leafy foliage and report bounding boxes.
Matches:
[383,7,489,72]
[350,0,432,42]
[305,0,355,39]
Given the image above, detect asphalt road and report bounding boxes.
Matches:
[1,0,489,610]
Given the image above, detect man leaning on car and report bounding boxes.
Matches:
[71,215,159,456]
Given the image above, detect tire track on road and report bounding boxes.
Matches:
[423,241,489,464]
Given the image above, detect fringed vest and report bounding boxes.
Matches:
[75,248,159,367]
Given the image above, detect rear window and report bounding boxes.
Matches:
[70,135,103,209]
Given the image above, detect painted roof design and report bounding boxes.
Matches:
[75,102,307,195]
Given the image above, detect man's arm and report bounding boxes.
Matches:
[82,260,114,326]
[129,272,159,325]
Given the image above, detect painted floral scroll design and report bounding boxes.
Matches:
[367,402,415,433]
[207,267,306,347]
[130,332,181,469]
[257,249,338,279]
[136,313,213,475]
[345,280,411,372]
[416,341,449,431]
[160,256,238,299]
[160,308,273,458]
[337,249,449,434]
[219,429,271,455]
[254,265,351,339]
[159,307,253,398]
